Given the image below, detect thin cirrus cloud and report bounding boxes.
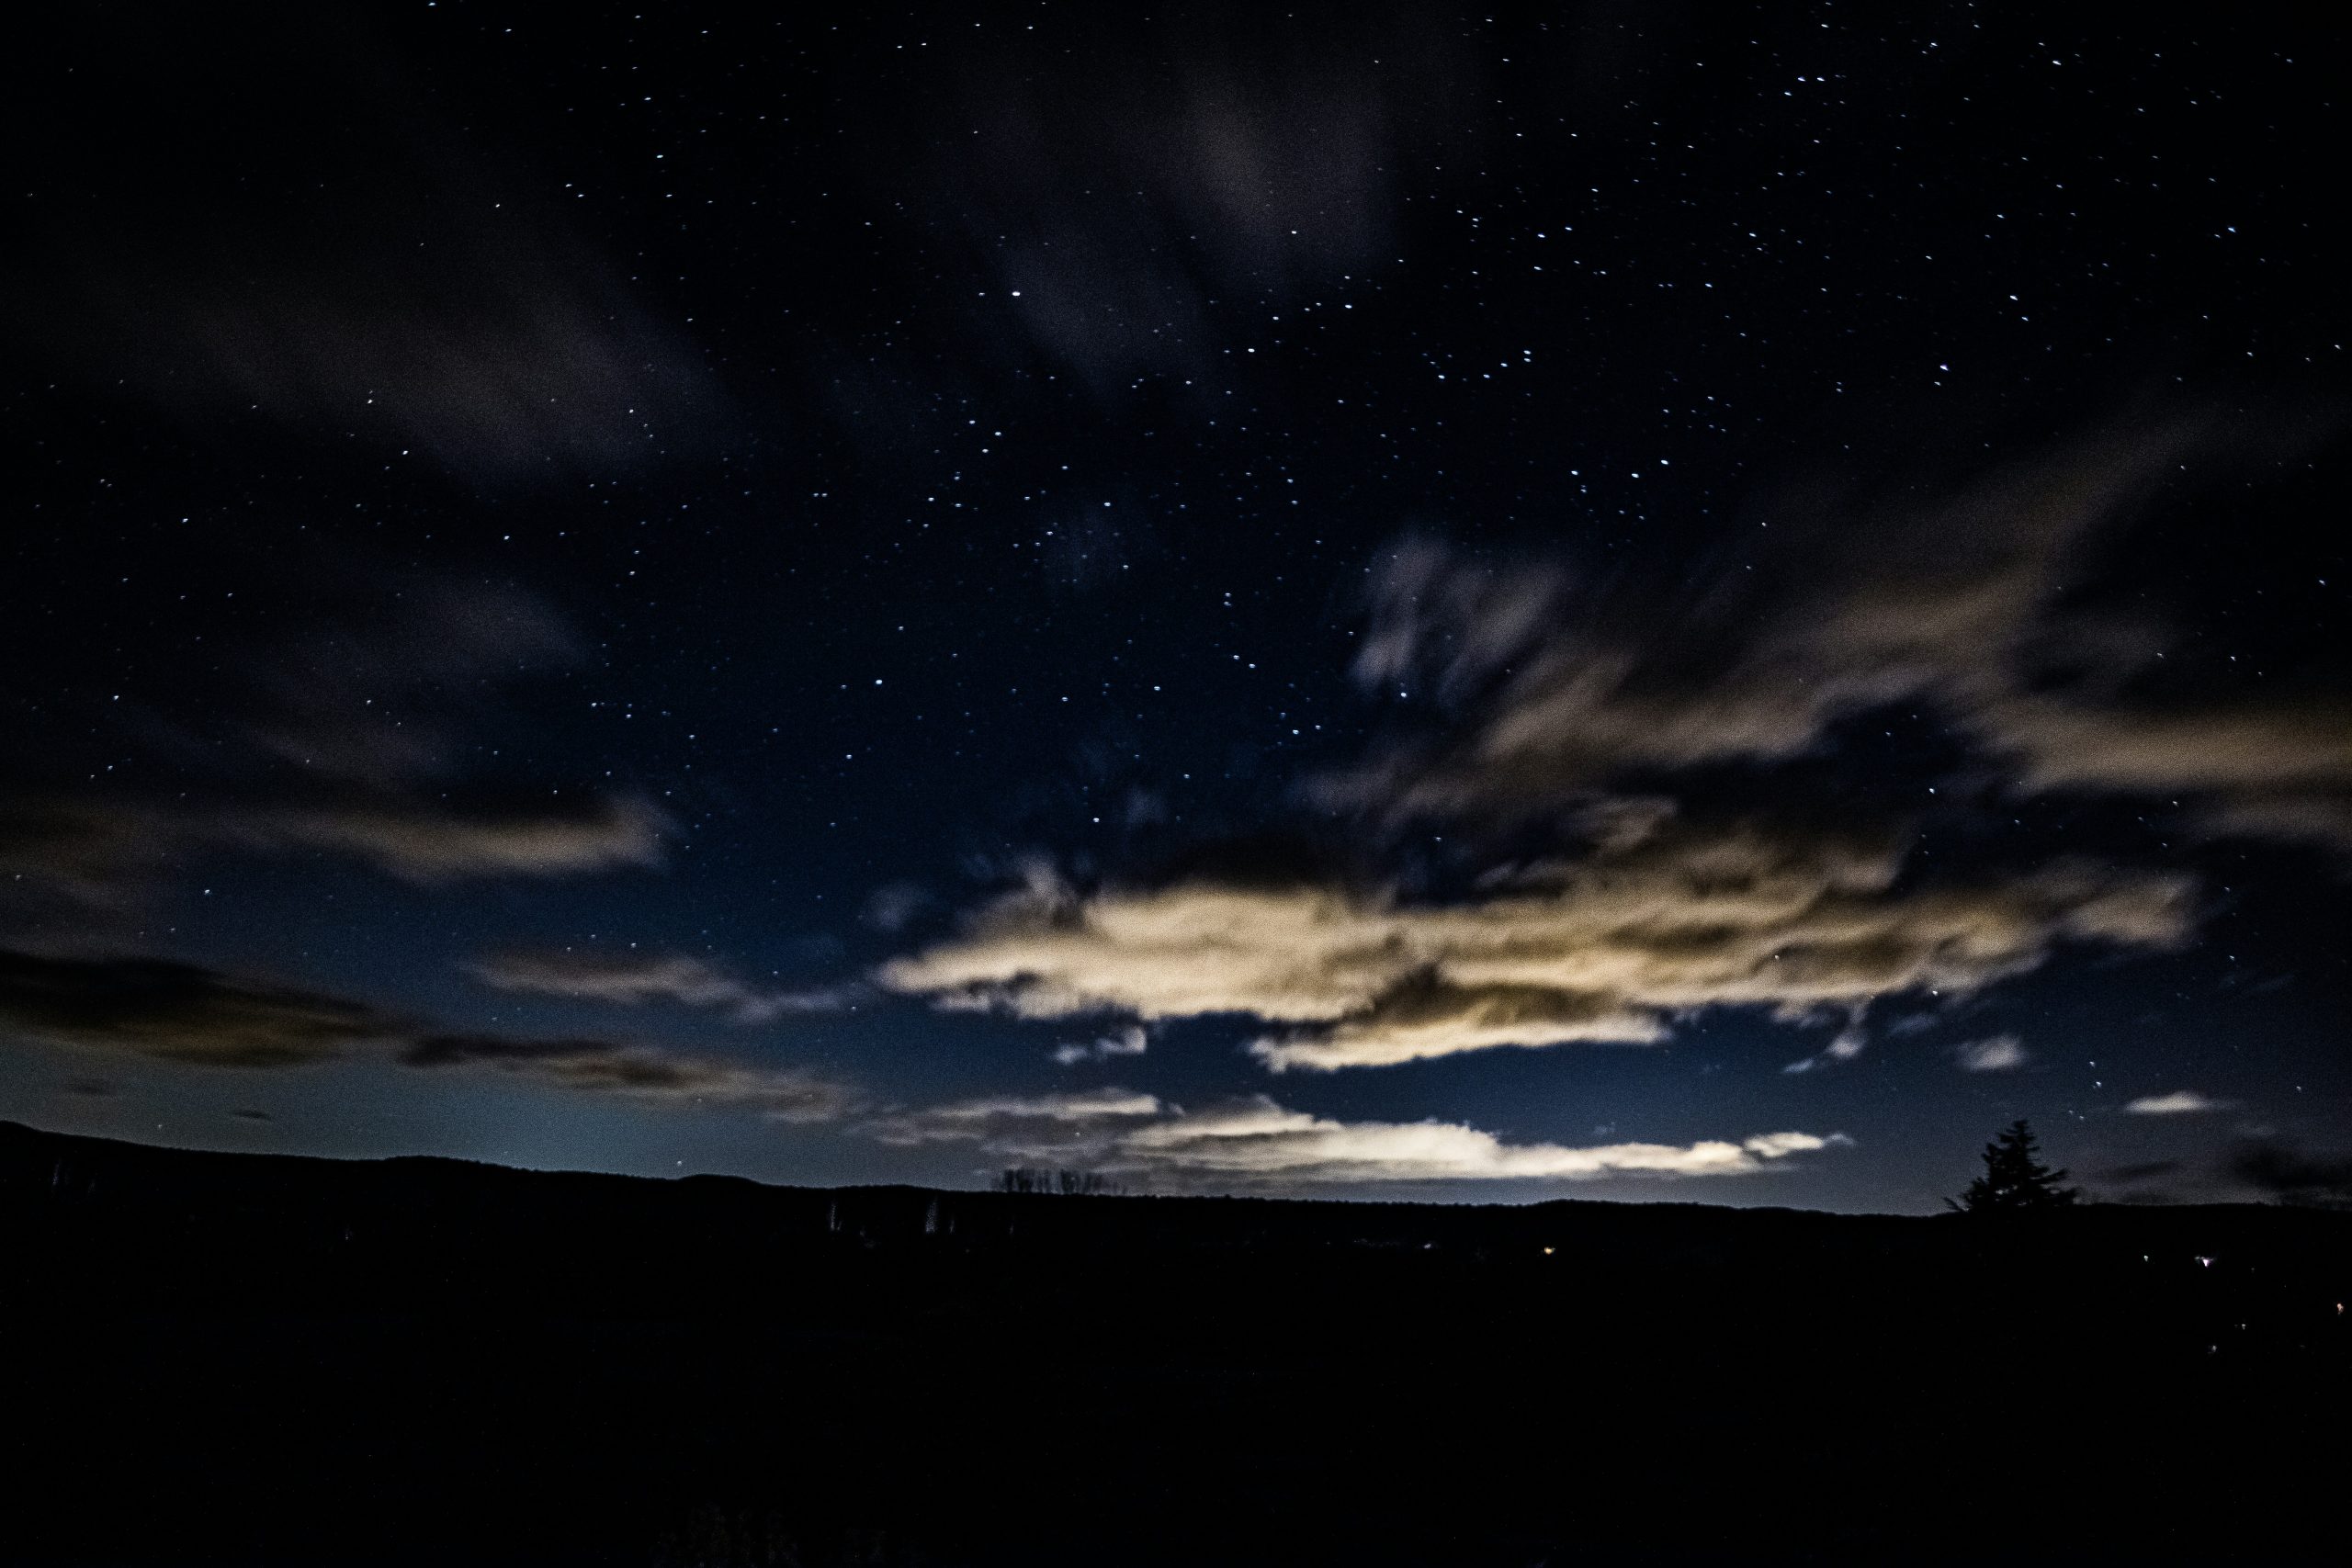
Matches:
[878,812,2189,1071]
[12,10,726,485]
[2,793,666,908]
[0,572,669,926]
[2125,1089,2233,1115]
[862,1087,1850,1189]
[469,949,849,1025]
[220,795,668,885]
[886,7,1488,397]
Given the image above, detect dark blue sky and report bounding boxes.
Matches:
[3,2,2346,1211]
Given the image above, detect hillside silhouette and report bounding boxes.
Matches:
[4,1118,2346,1564]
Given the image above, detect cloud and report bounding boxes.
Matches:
[10,12,725,483]
[469,949,844,1025]
[1052,1024,1150,1066]
[1113,1100,1849,1185]
[2096,1158,2183,1187]
[1256,976,1662,1073]
[0,571,669,924]
[1782,1017,1871,1075]
[1954,1034,2030,1073]
[1318,419,2349,846]
[863,1089,1168,1155]
[0,947,398,1067]
[2228,1141,2352,1207]
[861,883,934,933]
[0,795,667,919]
[221,794,669,884]
[880,814,2189,1069]
[2190,793,2352,858]
[230,579,582,784]
[866,1088,1850,1188]
[400,1032,855,1122]
[0,944,856,1122]
[888,10,1489,394]
[2124,1090,2233,1115]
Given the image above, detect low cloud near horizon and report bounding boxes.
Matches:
[861,1086,1849,1189]
[0,945,856,1122]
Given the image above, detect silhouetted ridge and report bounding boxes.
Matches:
[3,1118,2347,1567]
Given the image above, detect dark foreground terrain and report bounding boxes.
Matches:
[4,1121,2347,1565]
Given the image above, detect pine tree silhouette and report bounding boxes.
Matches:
[1949,1119,2079,1212]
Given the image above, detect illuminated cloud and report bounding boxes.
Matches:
[881,816,2189,1069]
[469,949,844,1024]
[1252,981,1659,1072]
[1052,1024,1150,1066]
[1954,1034,2030,1073]
[865,1089,1850,1188]
[1111,1100,1849,1185]
[2124,1089,2233,1115]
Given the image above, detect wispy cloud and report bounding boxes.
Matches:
[2124,1089,2233,1115]
[1954,1034,2030,1073]
[11,14,725,484]
[1052,1024,1150,1066]
[227,795,667,884]
[1783,1016,1871,1075]
[1319,419,2347,851]
[0,570,669,929]
[401,1032,854,1122]
[888,9,1488,396]
[469,949,847,1025]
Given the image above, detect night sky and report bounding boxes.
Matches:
[6,2,2347,1212]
